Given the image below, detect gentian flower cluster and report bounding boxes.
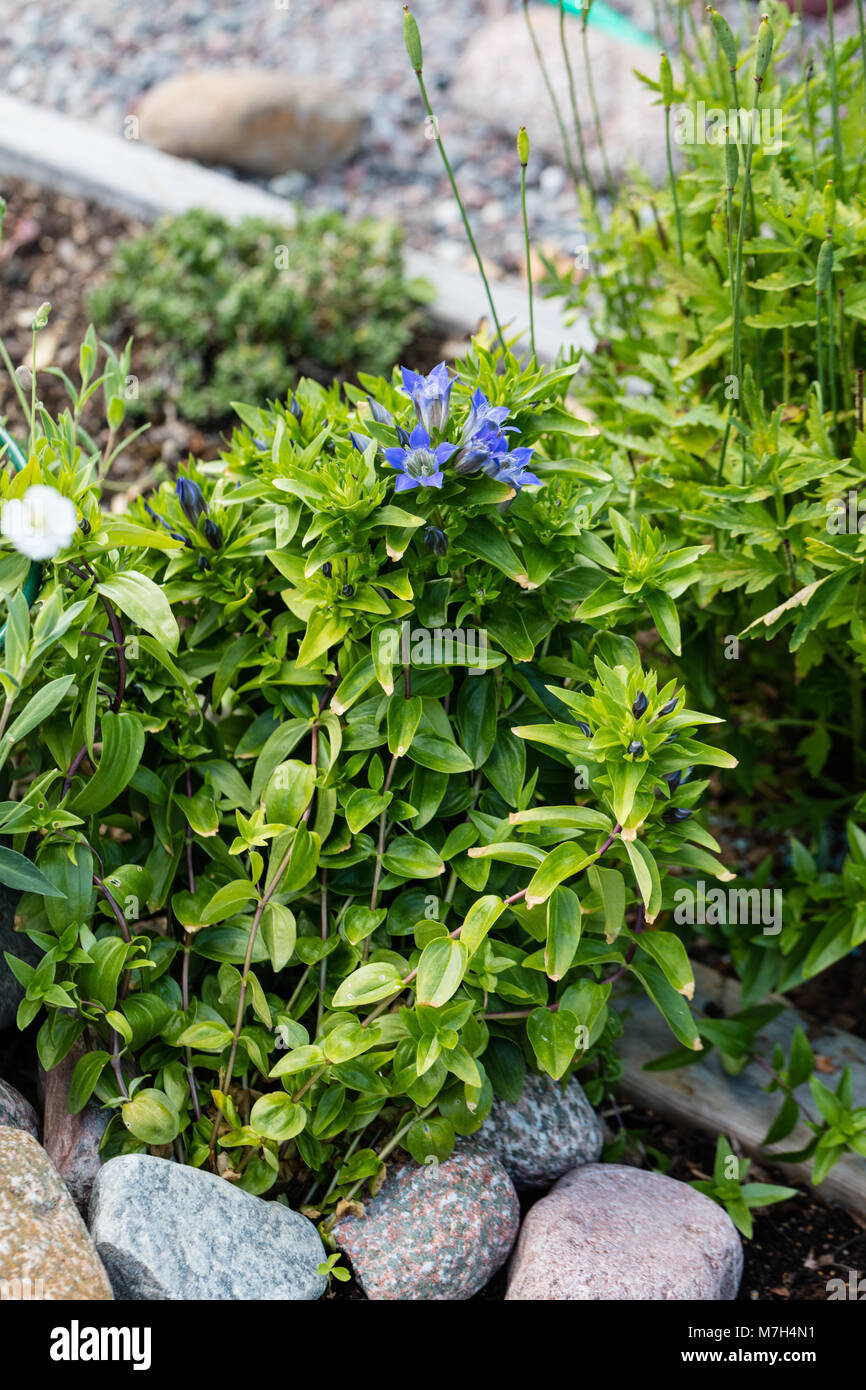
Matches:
[374,364,541,495]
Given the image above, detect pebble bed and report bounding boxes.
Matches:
[0,0,650,275]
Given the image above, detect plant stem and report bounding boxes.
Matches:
[826,0,845,198]
[558,0,593,191]
[522,0,581,194]
[520,151,536,359]
[664,105,684,263]
[411,70,505,351]
[581,5,613,199]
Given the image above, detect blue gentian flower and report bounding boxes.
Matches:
[367,396,394,426]
[383,424,457,492]
[463,388,511,442]
[401,362,454,434]
[349,431,375,454]
[455,421,510,475]
[488,447,541,491]
[176,477,206,526]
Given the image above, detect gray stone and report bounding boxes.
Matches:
[0,1128,113,1299]
[136,69,367,176]
[334,1150,519,1300]
[0,1078,38,1137]
[452,10,667,187]
[88,1154,326,1300]
[472,1071,603,1188]
[0,885,39,1030]
[506,1163,743,1300]
[40,1038,108,1212]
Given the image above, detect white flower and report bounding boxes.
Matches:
[0,485,78,561]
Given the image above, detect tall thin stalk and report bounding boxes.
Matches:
[582,0,614,199]
[403,8,505,351]
[826,0,845,198]
[660,53,684,262]
[518,127,536,359]
[521,0,581,194]
[558,0,593,191]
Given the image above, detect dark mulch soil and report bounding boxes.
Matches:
[0,175,448,496]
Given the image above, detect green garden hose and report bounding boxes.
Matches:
[538,0,655,48]
[0,425,42,651]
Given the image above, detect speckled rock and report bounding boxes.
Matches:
[0,1128,113,1299]
[506,1163,743,1300]
[473,1071,602,1187]
[0,1078,38,1137]
[40,1038,107,1213]
[88,1154,326,1300]
[0,887,39,1030]
[136,69,367,175]
[334,1150,519,1300]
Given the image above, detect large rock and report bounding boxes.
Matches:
[40,1038,108,1213]
[0,887,40,1030]
[507,1163,743,1300]
[88,1154,326,1300]
[0,1078,38,1137]
[452,11,666,187]
[0,1128,113,1299]
[473,1071,602,1187]
[334,1150,519,1300]
[136,70,367,176]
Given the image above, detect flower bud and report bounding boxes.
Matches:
[32,301,51,330]
[367,396,394,426]
[707,7,737,72]
[724,134,739,191]
[576,721,592,738]
[403,6,423,72]
[15,365,32,390]
[288,394,302,421]
[517,126,530,167]
[627,739,645,757]
[660,52,674,108]
[176,477,206,526]
[659,693,680,715]
[663,769,683,791]
[632,691,648,718]
[754,15,773,84]
[823,180,835,239]
[342,583,355,598]
[664,806,693,823]
[424,525,448,556]
[817,238,834,295]
[197,554,211,572]
[321,562,333,578]
[202,518,223,550]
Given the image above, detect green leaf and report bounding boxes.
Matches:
[416,938,467,1007]
[2,676,74,750]
[588,865,626,939]
[122,1088,181,1144]
[636,930,694,999]
[80,935,129,1011]
[250,1093,307,1141]
[68,1050,110,1115]
[460,895,505,956]
[525,844,593,909]
[407,733,474,774]
[527,1007,581,1080]
[645,588,681,655]
[382,835,444,879]
[387,693,422,757]
[0,845,67,898]
[332,961,405,1008]
[623,839,663,919]
[200,879,258,924]
[544,885,582,981]
[72,712,145,817]
[97,571,179,653]
[176,1019,233,1052]
[261,901,296,970]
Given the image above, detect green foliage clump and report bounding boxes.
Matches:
[88,207,431,424]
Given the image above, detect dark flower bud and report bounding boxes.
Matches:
[79,517,90,535]
[658,692,679,715]
[663,769,683,791]
[576,721,592,737]
[632,691,648,718]
[342,583,355,597]
[197,555,211,572]
[253,435,267,449]
[664,732,677,744]
[349,431,374,454]
[288,394,302,420]
[424,526,448,556]
[664,807,693,823]
[202,518,223,550]
[176,477,206,526]
[321,562,333,578]
[367,396,394,426]
[396,425,412,447]
[627,740,644,757]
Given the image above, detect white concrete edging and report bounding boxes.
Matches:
[0,94,592,363]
